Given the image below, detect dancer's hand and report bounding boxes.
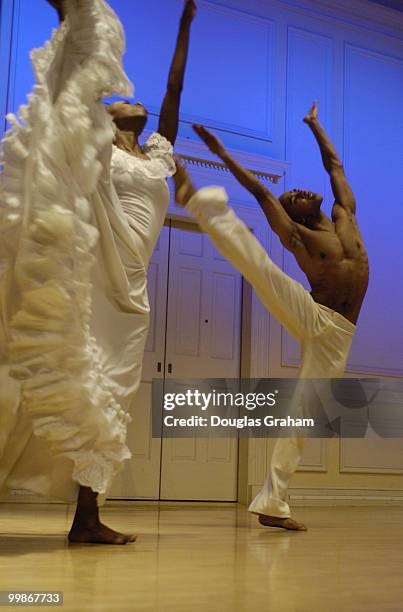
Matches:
[183,0,197,22]
[193,125,225,157]
[45,0,62,12]
[173,158,196,207]
[304,101,318,125]
[45,0,65,21]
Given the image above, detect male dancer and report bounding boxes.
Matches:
[173,102,369,530]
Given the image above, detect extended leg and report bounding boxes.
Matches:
[185,187,320,528]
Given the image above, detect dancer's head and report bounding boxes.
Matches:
[279,189,323,225]
[106,100,148,137]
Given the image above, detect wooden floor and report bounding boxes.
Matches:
[0,502,402,611]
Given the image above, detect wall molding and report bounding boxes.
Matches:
[209,0,403,39]
[343,43,403,378]
[143,1,276,143]
[188,0,276,142]
[288,487,403,506]
[248,485,403,505]
[298,439,328,472]
[270,0,403,39]
[172,132,289,179]
[340,440,403,475]
[176,153,282,184]
[0,490,65,504]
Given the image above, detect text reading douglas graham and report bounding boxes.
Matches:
[163,415,315,429]
[162,389,314,429]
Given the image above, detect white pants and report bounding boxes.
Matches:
[248,438,305,517]
[187,186,354,518]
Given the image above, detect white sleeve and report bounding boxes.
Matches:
[143,132,176,178]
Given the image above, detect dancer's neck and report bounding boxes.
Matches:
[114,130,143,156]
[304,211,332,231]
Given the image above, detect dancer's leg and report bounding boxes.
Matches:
[68,486,137,545]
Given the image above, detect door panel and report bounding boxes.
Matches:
[164,221,242,379]
[161,222,242,501]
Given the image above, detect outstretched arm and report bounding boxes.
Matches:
[304,102,356,214]
[193,124,301,250]
[158,0,196,145]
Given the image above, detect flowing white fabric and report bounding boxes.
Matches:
[186,186,356,518]
[0,0,173,501]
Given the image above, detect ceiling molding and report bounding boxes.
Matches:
[368,0,403,13]
[275,0,403,37]
[208,0,403,40]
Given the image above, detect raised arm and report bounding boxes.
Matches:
[46,0,65,23]
[193,124,301,250]
[304,102,356,214]
[158,0,196,145]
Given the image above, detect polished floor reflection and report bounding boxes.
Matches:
[0,502,402,611]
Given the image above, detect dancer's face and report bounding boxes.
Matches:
[107,100,148,134]
[279,189,323,223]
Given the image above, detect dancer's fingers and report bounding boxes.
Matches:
[193,124,224,156]
[184,0,197,20]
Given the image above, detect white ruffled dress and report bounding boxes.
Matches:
[0,0,174,502]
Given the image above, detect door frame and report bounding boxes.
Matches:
[160,215,244,501]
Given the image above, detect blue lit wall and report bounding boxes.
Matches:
[1,0,402,373]
[2,1,403,160]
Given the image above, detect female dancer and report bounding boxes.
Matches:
[173,114,367,530]
[0,0,196,544]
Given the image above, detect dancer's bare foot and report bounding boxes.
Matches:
[68,521,137,545]
[68,486,137,545]
[258,514,307,531]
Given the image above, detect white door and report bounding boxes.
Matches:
[108,226,170,499]
[160,221,242,501]
[110,220,242,501]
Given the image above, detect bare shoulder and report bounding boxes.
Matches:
[332,201,359,232]
[282,223,313,269]
[332,201,368,259]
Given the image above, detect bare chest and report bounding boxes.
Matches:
[296,224,369,321]
[298,215,367,263]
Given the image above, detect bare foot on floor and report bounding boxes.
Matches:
[258,514,307,531]
[68,522,137,545]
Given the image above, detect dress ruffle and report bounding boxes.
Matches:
[0,0,135,495]
[111,132,176,181]
[143,132,176,177]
